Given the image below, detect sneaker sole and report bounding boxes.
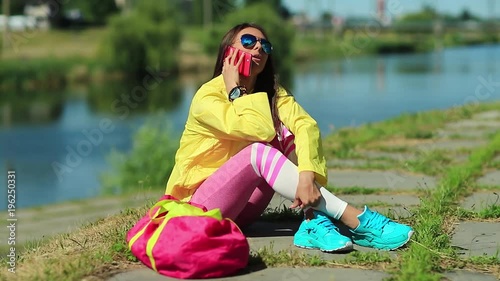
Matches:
[294,241,353,253]
[382,230,414,251]
[387,230,414,251]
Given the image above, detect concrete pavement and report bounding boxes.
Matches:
[105,111,499,281]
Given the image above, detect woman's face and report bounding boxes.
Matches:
[232,27,269,76]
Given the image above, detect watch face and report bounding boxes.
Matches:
[229,88,241,101]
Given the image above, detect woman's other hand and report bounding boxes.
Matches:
[290,171,321,209]
[222,48,244,94]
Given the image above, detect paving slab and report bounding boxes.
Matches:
[451,222,500,257]
[339,194,421,208]
[493,155,500,163]
[445,270,500,281]
[460,192,500,212]
[445,120,500,130]
[328,170,437,190]
[477,170,500,187]
[360,151,414,161]
[327,158,393,169]
[436,129,491,139]
[365,150,471,164]
[412,140,487,151]
[107,267,391,281]
[472,111,500,120]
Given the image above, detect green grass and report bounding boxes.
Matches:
[326,186,390,195]
[404,129,435,139]
[392,132,500,280]
[1,28,108,60]
[251,244,328,267]
[0,206,147,281]
[467,254,500,266]
[323,103,500,159]
[260,204,303,221]
[475,184,500,191]
[327,160,398,171]
[343,251,393,266]
[371,146,413,153]
[405,150,453,176]
[457,204,500,220]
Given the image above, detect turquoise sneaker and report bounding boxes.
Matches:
[293,211,353,252]
[351,206,414,250]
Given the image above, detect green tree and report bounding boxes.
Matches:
[244,0,290,19]
[176,0,237,26]
[101,0,181,78]
[102,119,179,194]
[320,11,333,27]
[66,0,119,25]
[458,8,480,22]
[204,2,295,86]
[0,0,27,14]
[399,5,439,22]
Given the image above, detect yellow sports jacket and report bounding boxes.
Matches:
[165,75,327,201]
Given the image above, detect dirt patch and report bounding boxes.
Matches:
[83,261,145,281]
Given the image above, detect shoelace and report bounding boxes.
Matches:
[314,215,336,231]
[362,211,390,231]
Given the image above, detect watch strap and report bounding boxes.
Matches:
[228,86,247,102]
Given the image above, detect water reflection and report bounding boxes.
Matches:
[0,90,64,126]
[87,76,182,115]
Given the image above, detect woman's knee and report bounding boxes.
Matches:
[249,142,286,175]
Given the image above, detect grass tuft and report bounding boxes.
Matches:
[260,204,303,221]
[394,132,500,280]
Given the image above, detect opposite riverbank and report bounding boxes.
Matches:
[0,101,499,280]
[1,27,499,91]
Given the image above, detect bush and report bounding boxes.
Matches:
[101,119,179,194]
[0,57,78,91]
[101,0,181,78]
[203,2,295,84]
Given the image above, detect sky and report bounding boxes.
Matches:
[281,0,500,20]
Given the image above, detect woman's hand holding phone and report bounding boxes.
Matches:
[222,48,245,95]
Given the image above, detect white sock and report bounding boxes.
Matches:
[251,143,348,220]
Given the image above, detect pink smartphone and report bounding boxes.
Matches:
[224,46,252,77]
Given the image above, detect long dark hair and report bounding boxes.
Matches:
[212,23,281,138]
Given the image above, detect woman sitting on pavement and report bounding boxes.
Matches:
[164,22,414,252]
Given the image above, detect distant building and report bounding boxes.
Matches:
[115,0,131,13]
[377,0,385,23]
[0,14,36,32]
[24,3,50,30]
[291,12,312,31]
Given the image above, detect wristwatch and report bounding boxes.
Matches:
[228,86,247,102]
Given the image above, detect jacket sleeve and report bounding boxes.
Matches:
[276,88,328,186]
[191,85,276,142]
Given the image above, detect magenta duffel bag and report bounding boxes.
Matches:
[127,195,250,279]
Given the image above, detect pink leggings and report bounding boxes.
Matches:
[190,129,297,228]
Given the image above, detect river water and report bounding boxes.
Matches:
[1,44,499,209]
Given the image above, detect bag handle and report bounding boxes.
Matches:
[148,196,223,224]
